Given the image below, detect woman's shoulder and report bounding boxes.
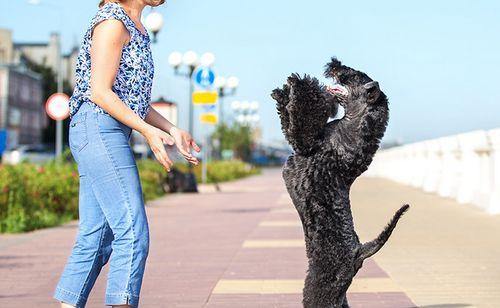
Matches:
[85,2,136,39]
[90,2,130,29]
[93,3,121,20]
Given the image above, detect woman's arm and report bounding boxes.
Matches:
[144,107,200,165]
[144,106,175,134]
[89,19,174,171]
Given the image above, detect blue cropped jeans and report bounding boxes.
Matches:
[54,102,149,307]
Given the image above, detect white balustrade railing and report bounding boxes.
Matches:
[365,129,500,214]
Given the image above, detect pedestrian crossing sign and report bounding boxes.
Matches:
[200,113,218,125]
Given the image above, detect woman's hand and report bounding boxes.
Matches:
[169,127,201,165]
[141,125,175,172]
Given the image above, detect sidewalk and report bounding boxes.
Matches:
[351,177,500,308]
[1,168,497,307]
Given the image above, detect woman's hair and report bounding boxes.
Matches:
[99,0,120,7]
[99,0,165,8]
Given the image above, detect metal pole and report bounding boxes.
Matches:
[202,131,209,184]
[219,89,224,125]
[218,90,226,160]
[188,67,195,171]
[55,33,63,158]
[188,70,194,138]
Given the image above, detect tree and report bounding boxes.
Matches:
[211,123,253,161]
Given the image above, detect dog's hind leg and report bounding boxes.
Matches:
[342,296,350,308]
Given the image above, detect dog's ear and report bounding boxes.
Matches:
[363,81,380,103]
[324,57,342,78]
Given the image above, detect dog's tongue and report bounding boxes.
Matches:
[327,84,349,96]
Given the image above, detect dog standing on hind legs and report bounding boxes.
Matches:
[271,58,410,308]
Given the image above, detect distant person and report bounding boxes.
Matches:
[53,1,200,307]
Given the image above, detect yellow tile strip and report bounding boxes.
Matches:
[212,278,401,294]
[242,240,304,248]
[259,221,301,227]
[213,279,301,294]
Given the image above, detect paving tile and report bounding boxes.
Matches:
[259,221,301,227]
[242,239,305,248]
[270,208,296,214]
[0,170,419,307]
[212,278,401,295]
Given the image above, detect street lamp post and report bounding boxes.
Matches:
[169,51,195,138]
[168,51,215,188]
[214,76,239,125]
[231,100,260,126]
[168,51,215,141]
[131,9,164,159]
[144,9,164,43]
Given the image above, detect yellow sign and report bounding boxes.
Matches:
[200,113,218,125]
[192,91,218,105]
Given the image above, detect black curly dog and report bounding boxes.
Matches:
[271,58,409,308]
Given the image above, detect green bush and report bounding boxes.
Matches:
[136,159,168,201]
[0,161,79,233]
[0,157,259,233]
[0,158,167,234]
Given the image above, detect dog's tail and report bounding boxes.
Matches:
[356,204,410,262]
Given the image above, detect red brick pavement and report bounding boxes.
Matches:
[0,169,415,307]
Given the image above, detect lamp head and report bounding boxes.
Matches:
[200,52,216,67]
[226,76,239,89]
[183,51,199,67]
[168,51,183,68]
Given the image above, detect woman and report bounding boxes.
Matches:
[53,1,199,307]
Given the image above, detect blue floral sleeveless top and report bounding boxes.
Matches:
[68,2,154,119]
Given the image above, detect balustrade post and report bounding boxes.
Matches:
[423,140,443,193]
[456,131,489,205]
[364,129,499,215]
[437,136,461,198]
[410,142,427,188]
[487,128,500,214]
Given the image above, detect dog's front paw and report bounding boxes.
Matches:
[287,74,323,96]
[271,84,290,105]
[271,87,285,102]
[286,73,302,87]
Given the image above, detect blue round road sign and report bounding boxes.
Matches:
[194,67,216,88]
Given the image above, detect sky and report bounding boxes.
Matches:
[1,0,499,144]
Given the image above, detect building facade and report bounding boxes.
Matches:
[0,29,14,64]
[0,28,52,149]
[0,64,45,147]
[2,29,78,89]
